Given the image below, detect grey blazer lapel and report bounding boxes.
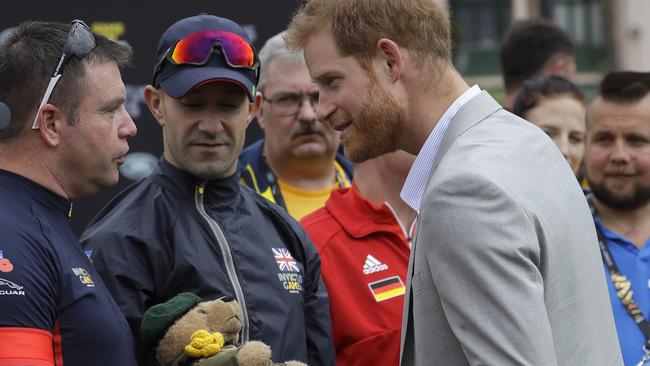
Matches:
[428,91,503,178]
[411,91,501,255]
[409,92,502,254]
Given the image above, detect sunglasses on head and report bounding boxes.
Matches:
[152,30,260,86]
[32,19,96,129]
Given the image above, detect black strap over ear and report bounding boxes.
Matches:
[0,101,11,130]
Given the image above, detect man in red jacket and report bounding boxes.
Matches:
[301,150,415,365]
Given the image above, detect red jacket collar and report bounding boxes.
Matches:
[325,184,408,240]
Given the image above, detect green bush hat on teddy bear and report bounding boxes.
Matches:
[141,292,307,366]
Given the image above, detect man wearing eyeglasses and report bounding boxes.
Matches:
[239,32,353,221]
[0,21,138,365]
[80,14,334,366]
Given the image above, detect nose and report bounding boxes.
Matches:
[120,108,137,139]
[197,110,225,134]
[610,139,631,164]
[297,97,316,122]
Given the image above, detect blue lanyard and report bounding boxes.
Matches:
[587,195,650,355]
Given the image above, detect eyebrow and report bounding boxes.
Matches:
[311,71,341,85]
[626,132,650,140]
[271,89,319,95]
[98,97,126,114]
[591,130,612,137]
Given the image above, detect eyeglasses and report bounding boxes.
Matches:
[32,20,96,129]
[262,91,319,117]
[152,30,259,86]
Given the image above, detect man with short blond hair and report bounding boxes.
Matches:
[287,0,622,365]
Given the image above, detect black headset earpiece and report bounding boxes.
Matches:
[0,101,11,130]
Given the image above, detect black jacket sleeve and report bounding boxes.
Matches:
[81,228,168,366]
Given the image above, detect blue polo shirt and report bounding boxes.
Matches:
[0,169,137,365]
[597,218,650,366]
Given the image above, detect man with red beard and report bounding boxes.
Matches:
[585,71,650,366]
[286,1,622,365]
[239,32,352,221]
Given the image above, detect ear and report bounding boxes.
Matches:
[546,56,564,73]
[545,55,574,79]
[376,38,403,83]
[144,85,165,127]
[37,103,68,148]
[246,92,262,129]
[256,92,267,130]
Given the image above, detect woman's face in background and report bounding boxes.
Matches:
[525,95,587,175]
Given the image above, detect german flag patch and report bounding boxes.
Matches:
[368,275,405,302]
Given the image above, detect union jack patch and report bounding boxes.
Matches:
[272,248,300,272]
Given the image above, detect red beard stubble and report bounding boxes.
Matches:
[334,73,408,163]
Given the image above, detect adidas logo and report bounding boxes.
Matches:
[363,254,388,275]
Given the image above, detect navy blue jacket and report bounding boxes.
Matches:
[81,158,335,366]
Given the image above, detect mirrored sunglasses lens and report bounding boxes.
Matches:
[171,32,214,64]
[171,30,255,68]
[216,32,255,67]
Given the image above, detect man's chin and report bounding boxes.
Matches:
[344,144,382,163]
[73,175,118,199]
[185,160,236,180]
[292,144,330,159]
[591,182,650,210]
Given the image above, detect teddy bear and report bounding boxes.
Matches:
[140,292,307,366]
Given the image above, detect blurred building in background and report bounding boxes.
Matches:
[444,0,650,100]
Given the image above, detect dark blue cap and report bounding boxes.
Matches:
[153,14,258,102]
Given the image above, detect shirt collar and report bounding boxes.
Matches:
[595,216,650,250]
[327,184,409,240]
[154,157,240,202]
[400,85,481,212]
[0,169,72,217]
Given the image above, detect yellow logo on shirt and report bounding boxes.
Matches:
[72,268,95,287]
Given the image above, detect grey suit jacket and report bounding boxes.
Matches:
[400,92,622,366]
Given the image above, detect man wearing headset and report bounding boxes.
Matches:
[81,14,334,366]
[0,20,138,365]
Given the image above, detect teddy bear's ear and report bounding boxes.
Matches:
[225,300,242,318]
[236,340,271,366]
[203,299,242,345]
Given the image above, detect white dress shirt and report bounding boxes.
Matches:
[400,85,481,212]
